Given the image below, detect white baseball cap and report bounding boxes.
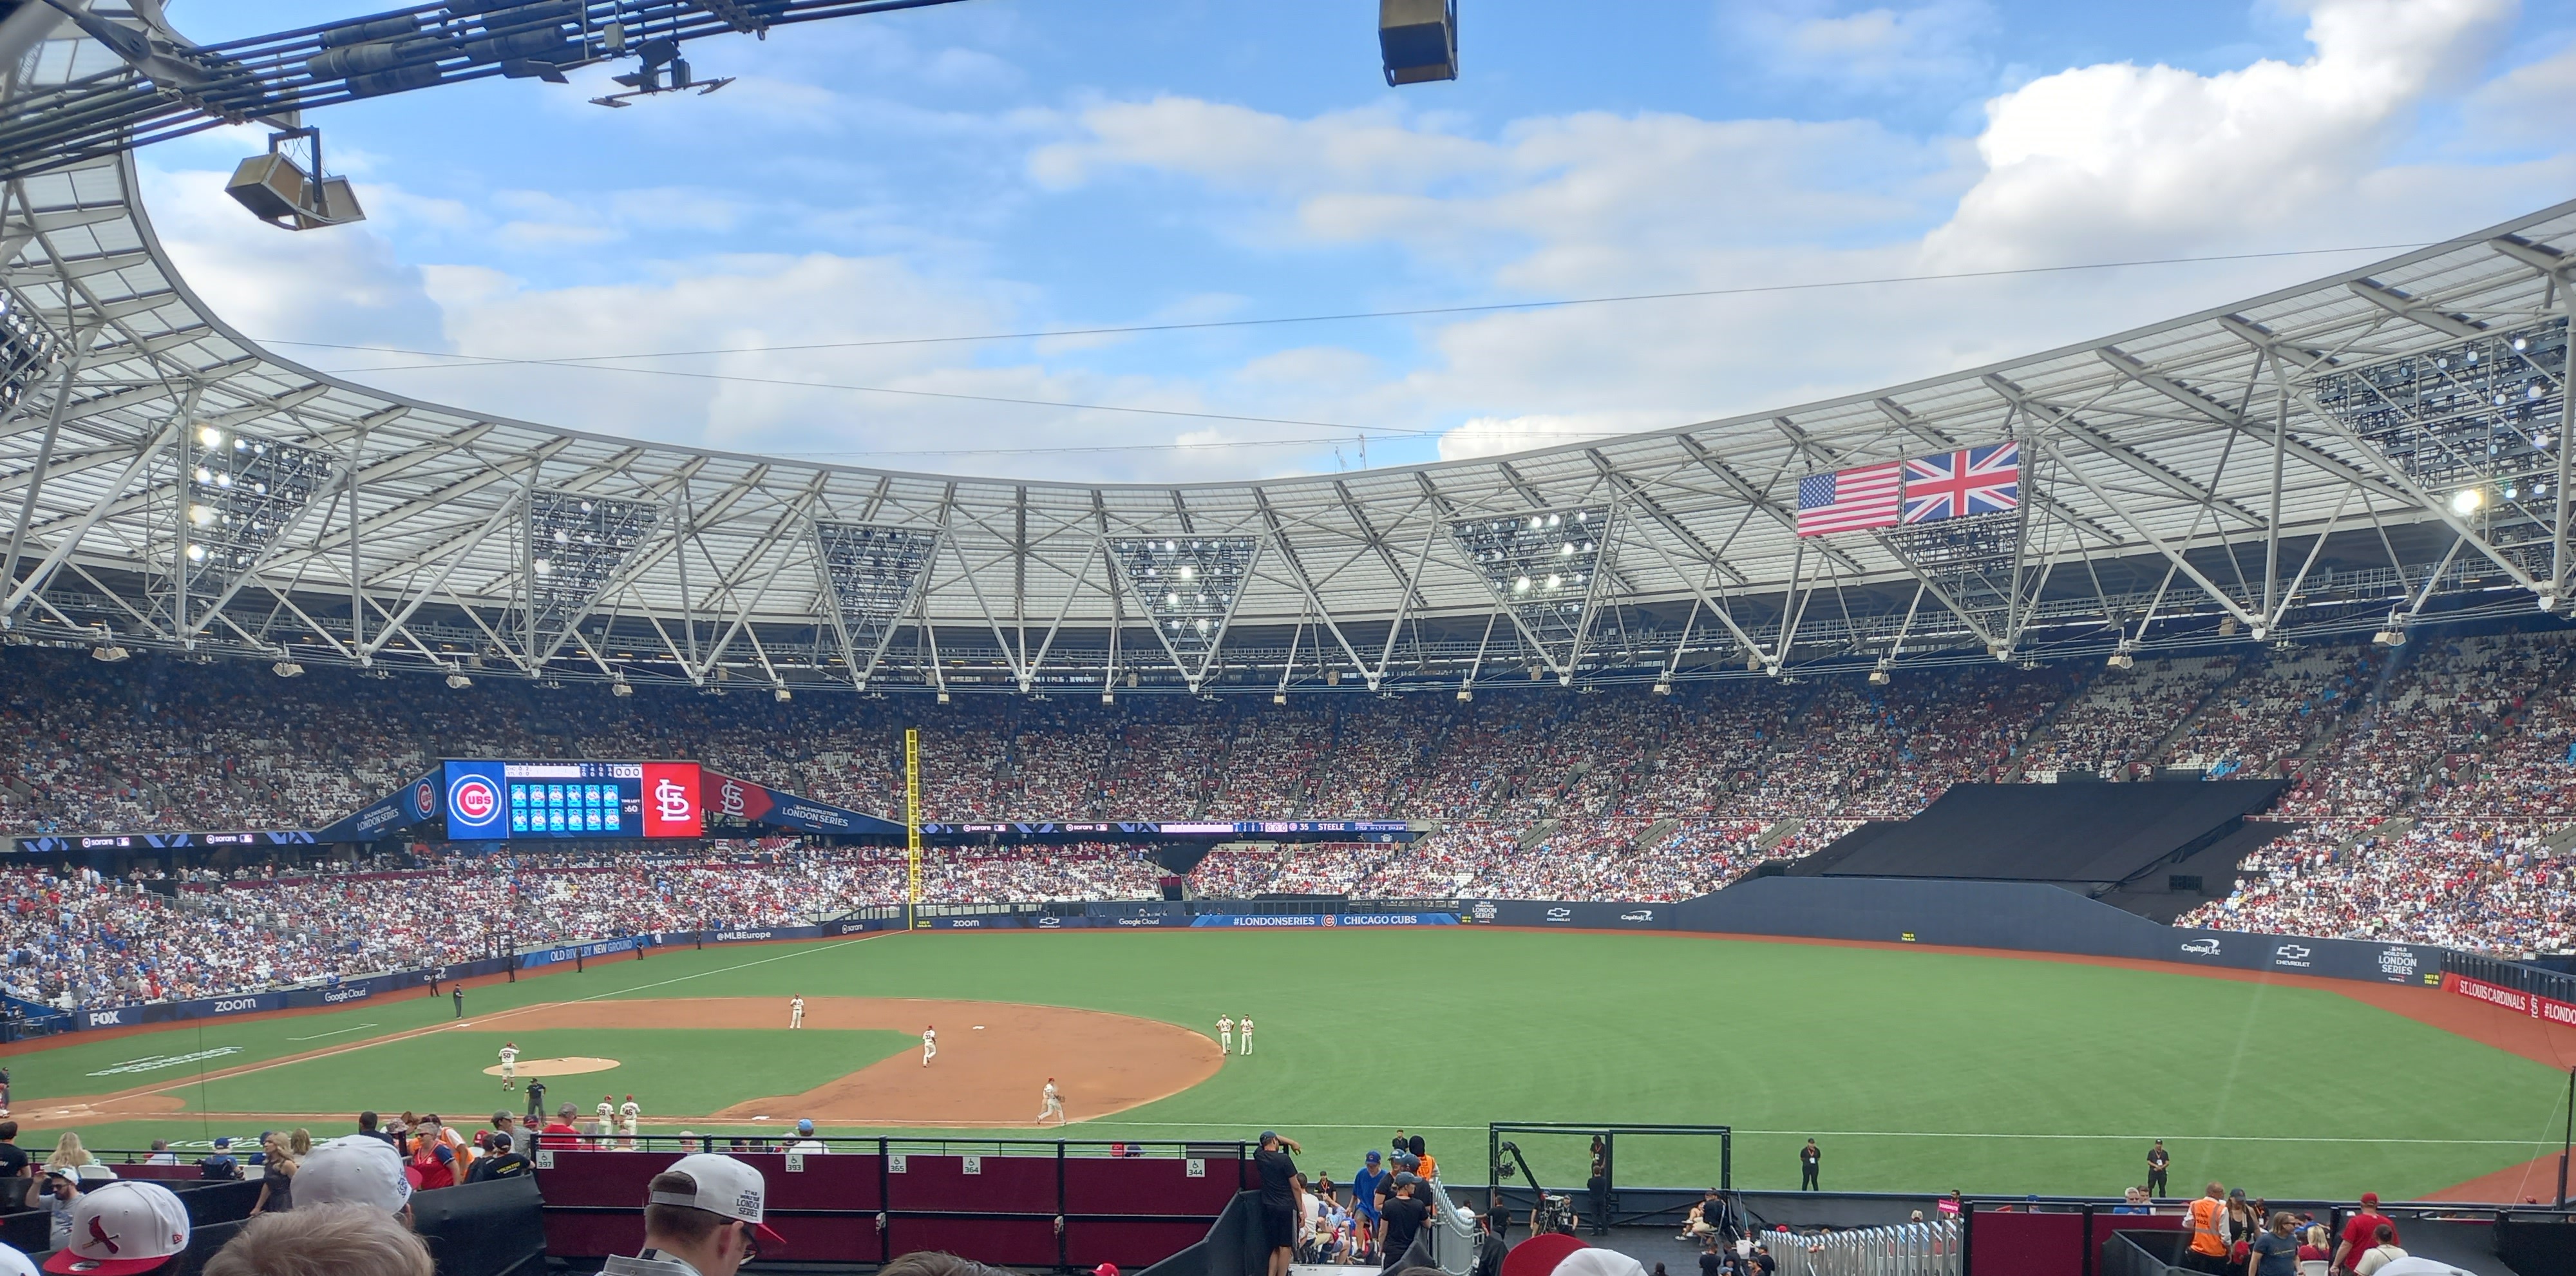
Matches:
[650,1154,786,1251]
[43,1180,189,1275]
[294,1136,414,1214]
[0,1241,38,1276]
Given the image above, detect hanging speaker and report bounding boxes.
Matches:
[1379,0,1457,85]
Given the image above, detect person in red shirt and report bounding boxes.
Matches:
[2333,1194,2395,1275]
[539,1103,583,1152]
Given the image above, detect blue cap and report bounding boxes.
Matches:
[212,1137,231,1148]
[797,1119,814,1134]
[1260,1131,1278,1143]
[1365,1150,1380,1163]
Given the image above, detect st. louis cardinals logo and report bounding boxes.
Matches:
[717,776,751,817]
[87,1214,119,1253]
[653,776,693,823]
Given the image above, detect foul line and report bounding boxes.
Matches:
[1057,1122,2541,1147]
[285,1022,377,1042]
[77,935,893,1109]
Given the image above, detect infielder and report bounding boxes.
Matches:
[498,1042,520,1090]
[1217,1015,1234,1055]
[620,1094,641,1149]
[595,1095,616,1145]
[922,1024,937,1066]
[1239,1014,1254,1055]
[1037,1078,1065,1125]
[789,995,806,1029]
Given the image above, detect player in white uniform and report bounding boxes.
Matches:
[922,1025,936,1066]
[1217,1015,1234,1055]
[620,1094,641,1149]
[595,1096,616,1144]
[789,995,805,1029]
[498,1042,519,1090]
[1239,1014,1254,1055]
[1037,1078,1064,1125]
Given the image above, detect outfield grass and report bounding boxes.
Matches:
[10,929,2563,1201]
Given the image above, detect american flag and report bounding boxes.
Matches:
[1796,461,1902,535]
[1902,443,2020,524]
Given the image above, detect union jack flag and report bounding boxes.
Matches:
[1902,443,2020,524]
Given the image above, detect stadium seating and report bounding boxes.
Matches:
[3,620,2576,1000]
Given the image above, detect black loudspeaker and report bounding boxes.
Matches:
[1379,0,1458,85]
[1752,860,1788,878]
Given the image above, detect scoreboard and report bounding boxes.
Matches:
[442,760,703,841]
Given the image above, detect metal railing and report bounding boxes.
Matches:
[1767,1219,1962,1276]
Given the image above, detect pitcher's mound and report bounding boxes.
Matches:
[484,1056,620,1078]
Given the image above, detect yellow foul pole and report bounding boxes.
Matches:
[905,727,922,931]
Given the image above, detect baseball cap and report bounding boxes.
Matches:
[1392,1173,1420,1188]
[2360,1192,2380,1206]
[1365,1151,1380,1163]
[294,1136,413,1214]
[0,1241,39,1276]
[650,1154,786,1251]
[1259,1130,1277,1143]
[1092,1266,1118,1276]
[795,1120,814,1136]
[43,1180,189,1275]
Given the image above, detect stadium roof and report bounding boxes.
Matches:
[4,14,2575,696]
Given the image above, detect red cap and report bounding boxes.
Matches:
[1502,1232,1587,1276]
[2360,1192,2379,1206]
[1094,1264,1119,1276]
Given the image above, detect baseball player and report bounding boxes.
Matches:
[595,1095,616,1145]
[1037,1078,1065,1125]
[789,995,806,1029]
[1217,1015,1234,1055]
[498,1042,520,1090]
[921,1024,937,1067]
[620,1094,642,1149]
[1239,1014,1254,1055]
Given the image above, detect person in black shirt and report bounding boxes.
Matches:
[0,1121,28,1179]
[1799,1141,1820,1191]
[1255,1131,1304,1276]
[2146,1141,2170,1198]
[1753,1243,1777,1276]
[1700,1239,1726,1276]
[526,1079,549,1123]
[451,986,465,1018]
[466,1131,532,1182]
[1378,1174,1430,1271]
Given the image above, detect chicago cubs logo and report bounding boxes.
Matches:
[413,781,434,815]
[450,775,501,828]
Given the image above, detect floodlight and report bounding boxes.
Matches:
[1651,680,1672,696]
[446,672,472,689]
[2107,652,2134,669]
[1101,691,1115,705]
[612,679,634,697]
[936,690,951,705]
[2451,486,2485,516]
[1272,692,1287,705]
[1868,668,1890,685]
[773,686,792,703]
[272,660,304,678]
[1455,688,1473,702]
[91,645,128,663]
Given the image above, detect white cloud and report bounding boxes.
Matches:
[1924,0,2519,267]
[1727,0,1999,92]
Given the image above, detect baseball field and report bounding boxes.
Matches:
[5,928,2568,1202]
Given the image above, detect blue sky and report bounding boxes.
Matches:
[142,0,2576,481]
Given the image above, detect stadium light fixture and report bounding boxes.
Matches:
[271,660,304,678]
[1867,668,1890,686]
[2107,651,2135,669]
[611,679,633,697]
[2451,486,2485,516]
[1651,680,1671,696]
[1100,691,1115,705]
[1272,692,1287,705]
[773,686,792,703]
[935,690,951,705]
[446,672,472,689]
[1455,688,1473,701]
[91,644,128,663]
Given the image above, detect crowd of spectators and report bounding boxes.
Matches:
[10,621,2576,964]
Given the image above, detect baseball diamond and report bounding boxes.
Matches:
[0,929,2566,1204]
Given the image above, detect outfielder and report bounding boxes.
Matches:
[1239,1014,1254,1055]
[789,995,806,1029]
[922,1024,937,1066]
[498,1042,520,1090]
[1037,1078,1065,1125]
[1217,1015,1234,1055]
[595,1095,616,1144]
[620,1094,641,1149]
